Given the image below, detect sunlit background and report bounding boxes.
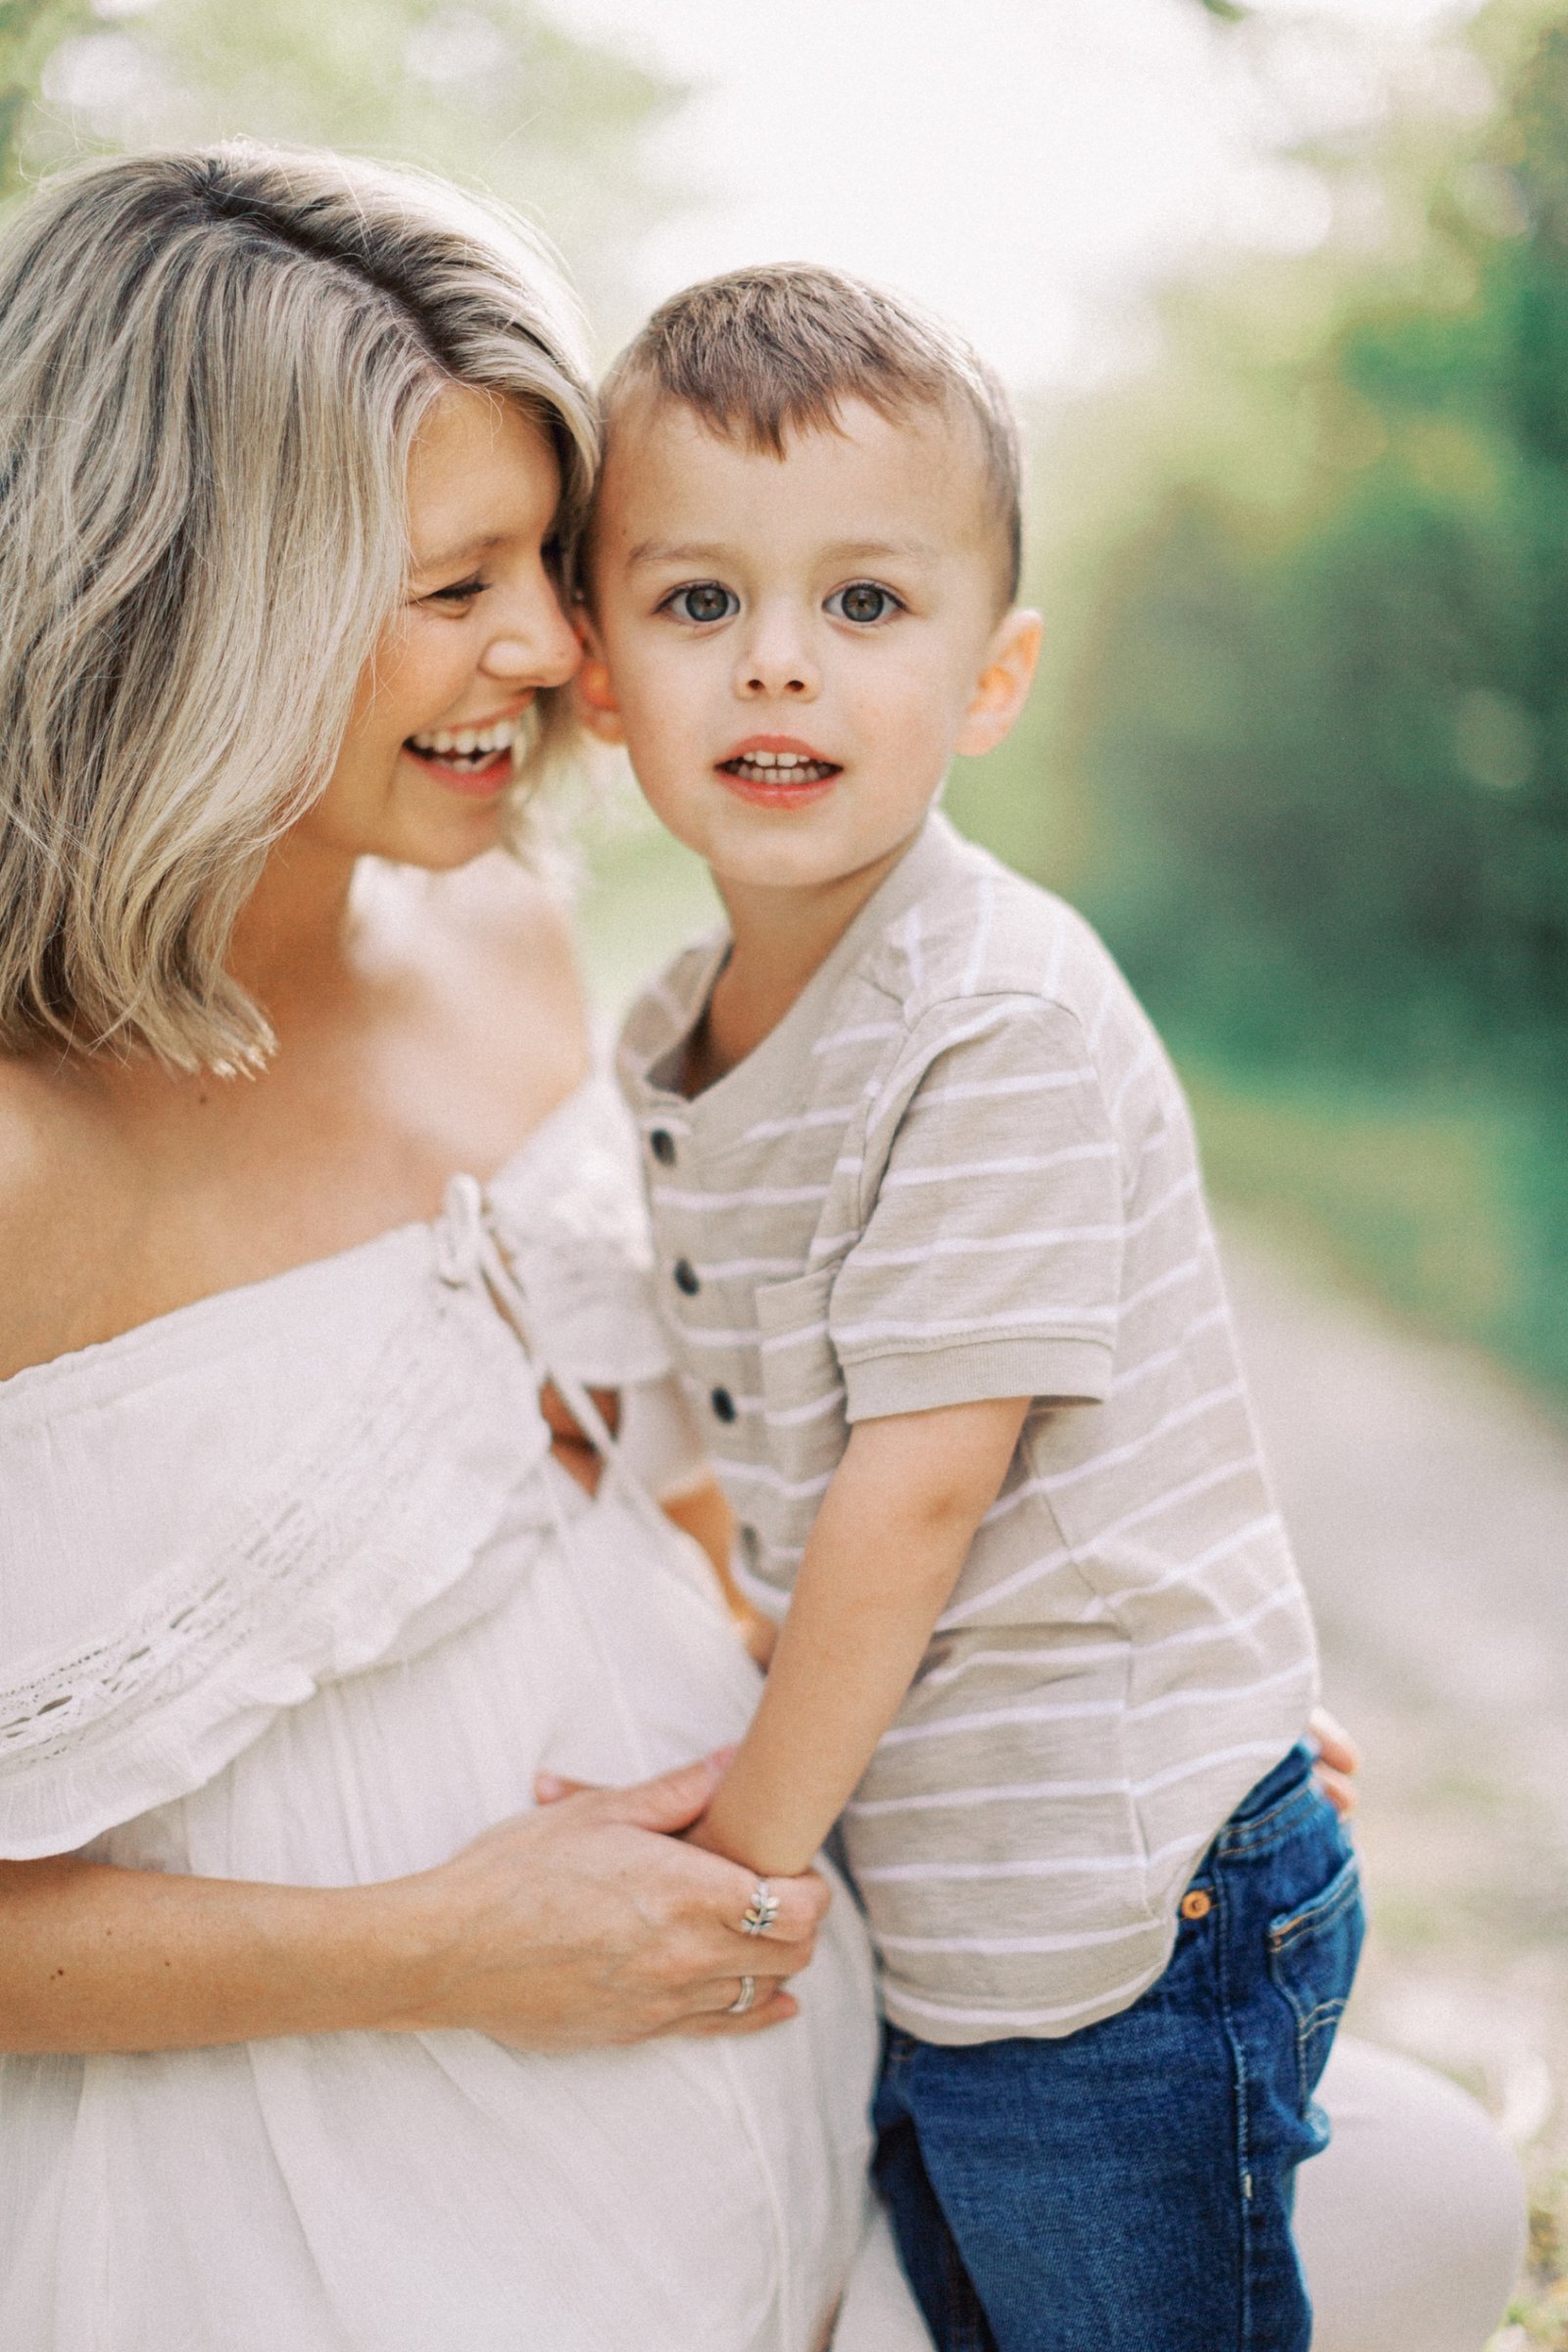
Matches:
[3,1,1564,2336]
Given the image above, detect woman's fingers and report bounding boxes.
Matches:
[557,1753,727,1832]
[1308,1705,1360,1779]
[533,1766,830,1953]
[721,1870,830,1952]
[422,1785,833,2048]
[536,1749,741,1824]
[532,1773,586,1804]
[664,1984,798,2039]
[707,1972,785,2017]
[1307,1704,1360,1818]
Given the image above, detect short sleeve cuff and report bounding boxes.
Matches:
[842,1334,1114,1421]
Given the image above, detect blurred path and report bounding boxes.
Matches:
[1222,1222,1568,2159]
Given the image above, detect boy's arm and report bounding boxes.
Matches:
[688,1395,1031,1879]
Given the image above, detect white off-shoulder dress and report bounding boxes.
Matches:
[0,1077,930,2352]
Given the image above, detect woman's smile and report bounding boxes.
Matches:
[404,701,532,797]
[304,385,580,865]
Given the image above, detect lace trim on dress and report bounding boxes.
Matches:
[0,1277,550,1859]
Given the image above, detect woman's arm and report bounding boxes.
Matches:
[0,1756,826,2056]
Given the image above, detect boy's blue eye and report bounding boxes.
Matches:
[667,581,738,624]
[827,581,900,625]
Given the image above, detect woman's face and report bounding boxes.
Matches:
[302,383,581,869]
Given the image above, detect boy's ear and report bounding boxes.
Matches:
[571,606,626,747]
[954,609,1043,760]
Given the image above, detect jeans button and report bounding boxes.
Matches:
[1181,1889,1212,1921]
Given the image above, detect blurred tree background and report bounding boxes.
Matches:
[950,0,1568,1396]
[0,0,678,342]
[0,0,1562,1397]
[1,3,1565,2331]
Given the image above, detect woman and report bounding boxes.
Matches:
[0,146,1523,2350]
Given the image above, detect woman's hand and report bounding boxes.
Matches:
[396,1752,827,2048]
[0,1755,825,2057]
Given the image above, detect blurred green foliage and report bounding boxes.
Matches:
[0,0,679,342]
[0,1,86,195]
[953,1,1568,1391]
[0,0,1559,1383]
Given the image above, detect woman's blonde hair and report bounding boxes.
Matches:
[0,142,598,1073]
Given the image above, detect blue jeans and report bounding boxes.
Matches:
[872,1742,1364,2352]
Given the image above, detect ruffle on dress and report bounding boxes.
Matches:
[0,1077,676,1860]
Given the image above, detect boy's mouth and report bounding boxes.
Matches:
[716,736,842,804]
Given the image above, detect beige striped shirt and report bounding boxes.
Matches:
[618,815,1317,2043]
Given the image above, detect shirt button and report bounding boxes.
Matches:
[649,1129,676,1166]
[673,1258,701,1296]
[1180,1889,1212,1922]
[710,1387,737,1424]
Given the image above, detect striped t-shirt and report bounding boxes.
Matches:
[617,814,1318,2044]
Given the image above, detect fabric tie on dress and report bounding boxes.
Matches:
[442,1174,720,1617]
[435,1185,805,2348]
[432,1169,491,1291]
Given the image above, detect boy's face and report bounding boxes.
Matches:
[579,395,1040,901]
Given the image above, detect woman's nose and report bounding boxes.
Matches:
[480,575,580,691]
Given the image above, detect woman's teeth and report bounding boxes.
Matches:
[406,717,518,771]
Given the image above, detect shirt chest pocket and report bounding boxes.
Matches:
[754,1265,850,1511]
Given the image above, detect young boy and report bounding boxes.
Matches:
[580,266,1362,2352]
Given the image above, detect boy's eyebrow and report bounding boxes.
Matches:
[626,539,736,568]
[626,535,944,569]
[822,537,943,566]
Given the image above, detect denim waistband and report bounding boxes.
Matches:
[1207,1740,1318,1860]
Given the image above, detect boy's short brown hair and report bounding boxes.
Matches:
[600,263,1022,603]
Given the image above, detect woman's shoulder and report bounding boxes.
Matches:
[0,1054,131,1382]
[0,857,590,1384]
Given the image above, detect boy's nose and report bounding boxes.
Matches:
[735,609,818,701]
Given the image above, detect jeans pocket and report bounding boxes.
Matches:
[1267,1849,1365,2112]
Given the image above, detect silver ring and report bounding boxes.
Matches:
[727,1974,757,2015]
[740,1880,780,1937]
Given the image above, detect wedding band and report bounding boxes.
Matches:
[740,1880,780,1937]
[727,1974,758,2015]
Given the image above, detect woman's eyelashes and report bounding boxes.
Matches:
[659,579,906,627]
[423,574,489,609]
